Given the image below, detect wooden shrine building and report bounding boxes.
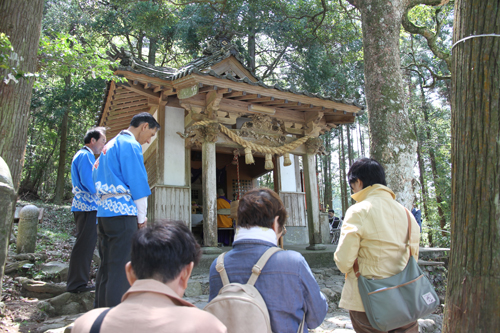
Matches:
[96,40,362,251]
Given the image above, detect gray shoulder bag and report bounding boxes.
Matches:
[353,209,439,331]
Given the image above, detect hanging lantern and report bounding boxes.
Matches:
[265,154,274,170]
[244,147,255,164]
[283,153,292,166]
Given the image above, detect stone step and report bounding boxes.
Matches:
[193,244,448,276]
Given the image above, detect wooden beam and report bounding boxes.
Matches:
[261,99,286,106]
[218,88,232,94]
[177,95,307,124]
[111,100,148,110]
[107,105,150,121]
[153,85,165,93]
[225,91,244,98]
[245,96,274,103]
[199,85,217,93]
[184,112,208,128]
[232,94,260,101]
[148,98,159,107]
[114,89,136,97]
[324,115,355,123]
[99,81,116,127]
[111,96,146,105]
[305,111,324,124]
[117,80,160,99]
[107,113,148,129]
[114,70,174,88]
[189,74,361,113]
[107,105,148,119]
[205,90,223,119]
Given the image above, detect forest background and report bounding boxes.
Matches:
[3,0,453,250]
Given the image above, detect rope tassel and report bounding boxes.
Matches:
[245,147,255,164]
[283,153,292,166]
[265,154,274,170]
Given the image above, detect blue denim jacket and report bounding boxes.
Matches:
[209,239,328,332]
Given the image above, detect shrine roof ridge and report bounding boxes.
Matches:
[106,43,363,109]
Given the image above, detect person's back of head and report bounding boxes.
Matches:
[84,127,106,144]
[130,112,161,130]
[347,157,386,189]
[237,188,287,233]
[130,220,201,283]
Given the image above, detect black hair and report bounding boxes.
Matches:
[83,127,105,144]
[130,220,201,283]
[130,112,161,130]
[347,157,387,188]
[328,209,334,214]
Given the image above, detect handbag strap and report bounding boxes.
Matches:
[353,208,412,278]
[89,307,112,333]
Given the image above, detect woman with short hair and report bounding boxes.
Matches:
[334,158,421,333]
[208,188,328,332]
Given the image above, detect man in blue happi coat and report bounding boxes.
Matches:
[67,127,106,293]
[92,112,160,307]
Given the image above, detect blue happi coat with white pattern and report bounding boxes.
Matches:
[71,146,99,212]
[92,131,151,217]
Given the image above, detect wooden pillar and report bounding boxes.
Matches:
[273,156,281,194]
[303,152,325,250]
[202,140,221,253]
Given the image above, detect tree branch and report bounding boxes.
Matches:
[402,0,452,71]
[261,46,288,80]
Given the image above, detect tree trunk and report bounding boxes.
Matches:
[349,0,416,209]
[443,0,500,331]
[418,80,447,236]
[323,133,333,210]
[0,0,44,298]
[53,75,71,203]
[0,0,44,191]
[19,139,58,196]
[248,34,256,73]
[340,126,349,215]
[346,125,354,167]
[248,28,256,73]
[358,121,366,156]
[148,37,157,65]
[414,121,433,246]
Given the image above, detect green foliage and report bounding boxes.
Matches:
[0,33,33,83]
[0,33,13,70]
[20,0,453,236]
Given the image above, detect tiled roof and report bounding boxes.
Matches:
[107,43,363,109]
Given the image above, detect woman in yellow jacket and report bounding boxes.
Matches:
[334,158,420,333]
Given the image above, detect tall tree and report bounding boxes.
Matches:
[443,0,500,330]
[0,0,44,296]
[345,0,448,208]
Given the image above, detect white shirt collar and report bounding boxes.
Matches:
[234,226,278,245]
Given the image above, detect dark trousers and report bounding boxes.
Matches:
[66,211,98,291]
[349,311,418,333]
[95,215,137,308]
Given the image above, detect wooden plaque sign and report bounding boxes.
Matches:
[178,85,199,99]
